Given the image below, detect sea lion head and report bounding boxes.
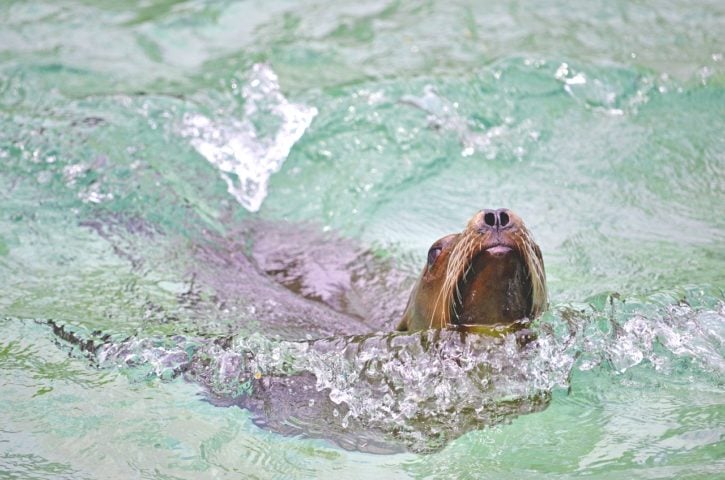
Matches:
[396,208,547,333]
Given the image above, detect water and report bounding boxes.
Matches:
[1,0,723,478]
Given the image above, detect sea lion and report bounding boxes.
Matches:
[396,208,547,333]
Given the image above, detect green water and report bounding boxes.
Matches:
[1,0,724,478]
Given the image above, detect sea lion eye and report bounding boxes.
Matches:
[427,245,442,266]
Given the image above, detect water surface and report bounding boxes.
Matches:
[1,0,723,478]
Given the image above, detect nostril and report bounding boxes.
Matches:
[499,211,509,227]
[484,212,496,227]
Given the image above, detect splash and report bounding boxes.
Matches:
[181,64,318,212]
[553,61,655,115]
[572,298,725,376]
[94,329,555,453]
[49,291,724,453]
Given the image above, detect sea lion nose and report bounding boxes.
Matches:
[482,209,512,230]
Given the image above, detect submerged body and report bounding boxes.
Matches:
[397,209,547,332]
[47,211,551,453]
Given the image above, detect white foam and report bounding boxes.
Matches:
[182,64,317,212]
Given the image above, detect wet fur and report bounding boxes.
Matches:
[397,210,547,331]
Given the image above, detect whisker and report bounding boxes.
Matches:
[407,210,548,331]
